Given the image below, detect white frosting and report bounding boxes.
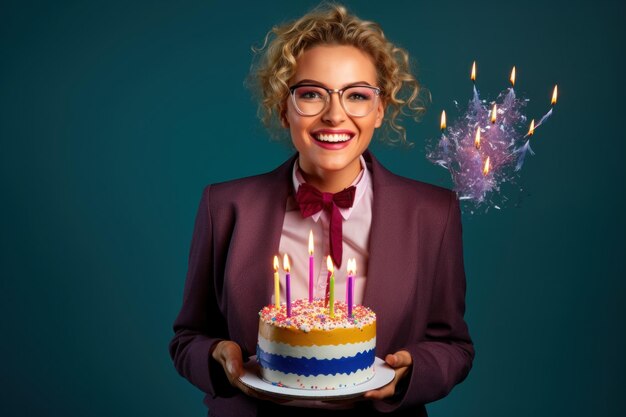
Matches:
[259,366,375,390]
[257,335,375,360]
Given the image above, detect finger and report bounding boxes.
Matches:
[363,380,396,400]
[385,350,412,368]
[212,340,229,363]
[363,362,412,401]
[384,353,398,367]
[214,341,244,383]
[226,356,244,379]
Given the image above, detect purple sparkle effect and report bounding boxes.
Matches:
[427,84,553,210]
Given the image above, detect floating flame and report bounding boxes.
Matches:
[427,63,559,208]
[326,255,334,273]
[308,230,314,255]
[273,255,279,271]
[347,258,356,275]
[474,126,481,149]
[283,254,290,272]
[440,110,447,131]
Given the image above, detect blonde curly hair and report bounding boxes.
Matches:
[251,2,426,144]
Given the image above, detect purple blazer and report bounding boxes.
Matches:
[169,151,474,417]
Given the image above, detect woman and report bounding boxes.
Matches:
[170,4,473,416]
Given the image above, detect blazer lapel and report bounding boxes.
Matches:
[231,156,296,355]
[362,152,421,355]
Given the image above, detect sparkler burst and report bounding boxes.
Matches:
[427,62,557,212]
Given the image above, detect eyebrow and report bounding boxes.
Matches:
[292,79,374,88]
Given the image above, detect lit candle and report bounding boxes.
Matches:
[273,255,280,309]
[483,156,491,176]
[326,256,335,317]
[474,126,481,149]
[440,110,447,132]
[551,85,558,106]
[283,254,291,317]
[308,230,314,302]
[471,61,476,83]
[527,119,535,137]
[510,66,516,87]
[491,103,497,124]
[347,258,356,318]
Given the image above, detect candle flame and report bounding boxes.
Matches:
[471,61,476,82]
[308,230,314,255]
[440,110,447,131]
[273,255,279,271]
[491,103,497,124]
[528,119,535,136]
[283,254,290,272]
[551,85,558,105]
[326,255,334,273]
[510,66,516,87]
[483,156,490,176]
[474,126,481,149]
[347,258,356,275]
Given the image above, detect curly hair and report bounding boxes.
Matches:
[250,2,427,145]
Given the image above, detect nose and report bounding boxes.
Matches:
[321,92,346,125]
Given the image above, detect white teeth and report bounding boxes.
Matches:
[314,133,352,143]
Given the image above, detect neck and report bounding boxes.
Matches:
[298,158,362,193]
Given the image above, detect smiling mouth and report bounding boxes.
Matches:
[311,133,354,143]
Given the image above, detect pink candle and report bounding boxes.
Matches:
[308,230,314,302]
[283,254,291,317]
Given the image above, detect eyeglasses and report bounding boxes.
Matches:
[288,84,382,117]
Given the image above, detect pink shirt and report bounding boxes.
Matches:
[276,156,373,306]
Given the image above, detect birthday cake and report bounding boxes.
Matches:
[256,299,376,390]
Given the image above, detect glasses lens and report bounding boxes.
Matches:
[292,86,327,116]
[291,85,380,116]
[342,86,378,117]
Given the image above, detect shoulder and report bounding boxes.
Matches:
[368,152,457,211]
[201,156,295,208]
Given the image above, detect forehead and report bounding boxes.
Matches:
[292,45,378,86]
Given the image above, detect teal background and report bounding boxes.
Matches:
[1,0,624,416]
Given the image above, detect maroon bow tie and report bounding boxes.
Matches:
[295,183,356,268]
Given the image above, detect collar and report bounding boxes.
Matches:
[292,155,371,222]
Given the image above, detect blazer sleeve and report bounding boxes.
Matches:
[169,185,232,397]
[375,192,474,412]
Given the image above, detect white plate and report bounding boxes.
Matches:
[239,356,394,400]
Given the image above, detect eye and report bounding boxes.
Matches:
[295,87,325,100]
[345,87,373,101]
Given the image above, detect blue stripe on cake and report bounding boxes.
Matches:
[256,345,375,376]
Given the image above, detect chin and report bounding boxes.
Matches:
[314,155,358,172]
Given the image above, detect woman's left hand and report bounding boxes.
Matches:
[363,350,412,400]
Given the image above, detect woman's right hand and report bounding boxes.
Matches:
[211,340,246,390]
[211,340,288,403]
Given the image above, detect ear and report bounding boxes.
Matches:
[374,100,385,128]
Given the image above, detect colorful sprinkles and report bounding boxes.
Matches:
[259,299,376,331]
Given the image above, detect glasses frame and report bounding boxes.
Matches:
[288,83,382,117]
